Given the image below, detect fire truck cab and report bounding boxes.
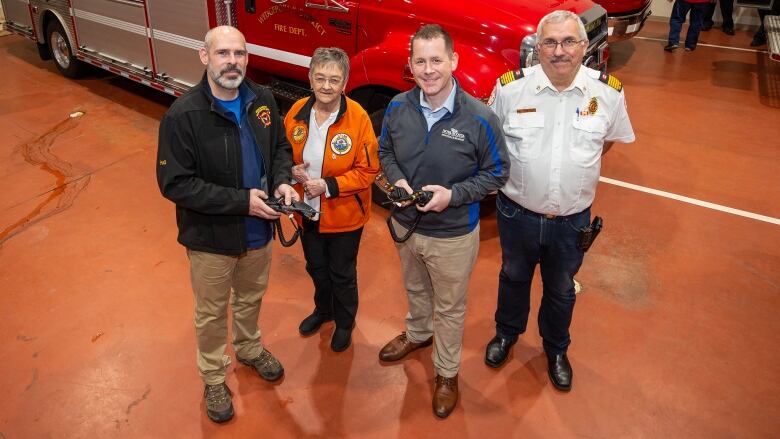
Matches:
[1,0,609,113]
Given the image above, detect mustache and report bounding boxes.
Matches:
[550,55,571,63]
[220,65,243,76]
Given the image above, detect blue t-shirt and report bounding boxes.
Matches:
[216,95,241,125]
[214,93,272,249]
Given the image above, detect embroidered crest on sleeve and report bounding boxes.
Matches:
[599,73,623,92]
[499,69,524,86]
[255,105,272,127]
[292,125,307,143]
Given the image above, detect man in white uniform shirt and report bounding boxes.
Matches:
[485,10,635,391]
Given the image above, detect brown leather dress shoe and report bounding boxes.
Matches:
[433,374,458,418]
[378,332,433,362]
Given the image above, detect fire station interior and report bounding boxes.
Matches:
[1,1,778,438]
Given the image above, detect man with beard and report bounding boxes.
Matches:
[485,11,634,391]
[157,26,297,423]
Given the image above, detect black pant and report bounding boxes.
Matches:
[301,219,363,329]
[494,193,590,355]
[704,0,734,28]
[755,3,780,39]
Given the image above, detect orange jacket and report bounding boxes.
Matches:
[284,95,379,233]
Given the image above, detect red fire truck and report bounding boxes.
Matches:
[594,0,652,42]
[2,0,609,115]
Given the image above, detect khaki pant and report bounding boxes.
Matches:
[393,219,480,378]
[187,244,272,385]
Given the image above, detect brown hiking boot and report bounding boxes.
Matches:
[238,349,284,381]
[204,382,234,423]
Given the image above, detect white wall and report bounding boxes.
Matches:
[650,0,761,26]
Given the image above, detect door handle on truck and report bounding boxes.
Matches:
[246,0,256,13]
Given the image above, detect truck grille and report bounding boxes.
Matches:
[215,0,237,27]
[585,14,606,43]
[581,4,609,68]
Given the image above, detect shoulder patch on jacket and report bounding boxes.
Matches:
[599,73,623,92]
[499,69,523,86]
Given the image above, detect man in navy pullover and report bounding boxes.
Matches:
[377,24,509,419]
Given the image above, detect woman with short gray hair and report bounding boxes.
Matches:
[284,47,379,352]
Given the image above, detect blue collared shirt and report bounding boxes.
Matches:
[419,80,457,132]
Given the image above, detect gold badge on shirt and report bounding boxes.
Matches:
[330,133,352,156]
[578,98,599,117]
[587,97,598,115]
[292,125,307,143]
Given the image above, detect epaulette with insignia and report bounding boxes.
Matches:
[599,73,623,92]
[499,69,523,86]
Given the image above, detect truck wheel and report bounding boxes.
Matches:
[37,43,52,61]
[47,20,84,78]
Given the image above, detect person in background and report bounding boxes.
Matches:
[665,0,712,52]
[750,1,780,47]
[702,0,735,35]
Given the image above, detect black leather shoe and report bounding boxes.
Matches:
[547,353,572,391]
[722,26,735,36]
[331,327,352,352]
[298,312,333,336]
[701,21,713,31]
[750,34,767,47]
[484,334,517,368]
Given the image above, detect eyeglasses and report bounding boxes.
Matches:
[312,76,344,87]
[539,38,586,52]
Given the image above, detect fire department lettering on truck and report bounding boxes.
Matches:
[1,0,611,119]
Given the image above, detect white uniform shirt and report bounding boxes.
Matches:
[490,64,635,215]
[302,108,339,220]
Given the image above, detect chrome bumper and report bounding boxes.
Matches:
[607,2,652,42]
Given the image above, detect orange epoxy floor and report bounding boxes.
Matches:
[1,19,779,438]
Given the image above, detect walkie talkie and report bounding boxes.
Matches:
[577,216,603,252]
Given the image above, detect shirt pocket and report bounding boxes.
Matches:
[569,116,608,167]
[505,112,545,163]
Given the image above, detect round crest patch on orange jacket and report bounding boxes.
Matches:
[292,125,307,143]
[330,133,352,155]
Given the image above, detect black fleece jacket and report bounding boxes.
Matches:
[157,75,292,255]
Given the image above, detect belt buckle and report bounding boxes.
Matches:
[544,214,557,219]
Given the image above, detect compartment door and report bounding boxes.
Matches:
[2,0,34,31]
[71,0,152,71]
[147,0,210,87]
